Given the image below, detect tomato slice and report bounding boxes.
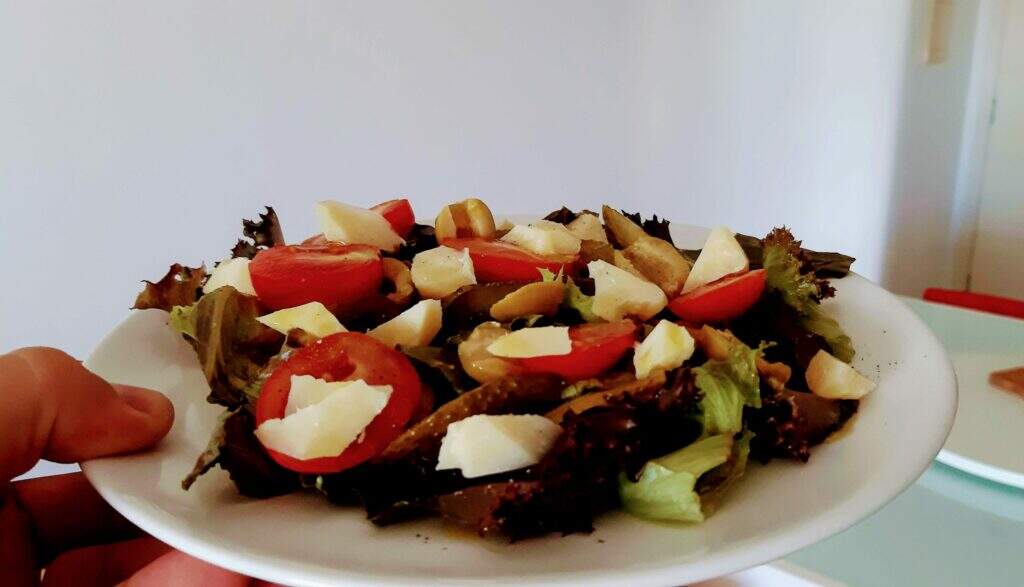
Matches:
[249,243,383,311]
[516,320,637,381]
[668,269,766,324]
[442,238,578,283]
[371,198,415,237]
[255,332,422,474]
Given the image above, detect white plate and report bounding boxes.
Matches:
[903,298,1024,489]
[82,224,956,587]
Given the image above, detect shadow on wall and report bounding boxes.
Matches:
[880,0,984,296]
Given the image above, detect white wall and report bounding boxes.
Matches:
[0,1,980,356]
[625,1,910,282]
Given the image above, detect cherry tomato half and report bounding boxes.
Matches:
[371,198,416,237]
[516,320,637,381]
[249,243,383,312]
[442,238,578,283]
[255,332,422,474]
[668,269,766,324]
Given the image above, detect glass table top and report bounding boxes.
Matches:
[787,297,1024,586]
[788,461,1024,586]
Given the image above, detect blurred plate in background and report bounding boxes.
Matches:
[906,298,1024,489]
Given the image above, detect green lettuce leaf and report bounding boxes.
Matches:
[618,434,733,523]
[395,223,439,261]
[697,430,752,516]
[539,268,601,323]
[506,314,549,330]
[620,209,675,245]
[133,263,207,311]
[560,377,604,399]
[732,233,855,278]
[542,206,580,224]
[538,268,560,282]
[181,407,304,497]
[181,410,230,490]
[230,206,285,259]
[693,340,762,436]
[802,305,854,363]
[564,280,600,323]
[763,244,820,314]
[400,344,474,402]
[686,233,855,278]
[762,228,853,362]
[170,286,283,408]
[217,409,300,498]
[169,304,197,338]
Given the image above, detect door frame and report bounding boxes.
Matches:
[950,0,1009,289]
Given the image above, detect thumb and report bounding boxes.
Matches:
[0,347,174,482]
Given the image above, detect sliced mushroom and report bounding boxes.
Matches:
[382,258,414,306]
[621,237,692,298]
[579,239,615,265]
[442,282,524,332]
[601,205,646,248]
[545,371,667,423]
[457,322,521,384]
[612,249,645,279]
[601,206,692,298]
[435,198,497,241]
[489,281,565,322]
[377,372,566,462]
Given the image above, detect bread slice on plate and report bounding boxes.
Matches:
[990,366,1024,399]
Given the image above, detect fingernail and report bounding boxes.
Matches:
[115,384,175,421]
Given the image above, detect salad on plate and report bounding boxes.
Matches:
[133,198,872,539]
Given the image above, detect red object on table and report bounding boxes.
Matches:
[922,288,1024,321]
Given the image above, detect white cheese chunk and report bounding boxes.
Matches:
[486,326,572,358]
[203,257,256,296]
[256,302,346,338]
[255,377,392,460]
[566,213,608,242]
[500,220,581,256]
[411,246,477,299]
[587,260,667,322]
[436,414,562,478]
[368,299,443,348]
[805,350,876,400]
[682,226,749,294]
[283,374,391,416]
[316,200,405,252]
[633,320,696,379]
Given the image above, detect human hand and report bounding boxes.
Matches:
[0,347,271,586]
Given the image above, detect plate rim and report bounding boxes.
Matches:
[82,234,958,587]
[936,448,1024,490]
